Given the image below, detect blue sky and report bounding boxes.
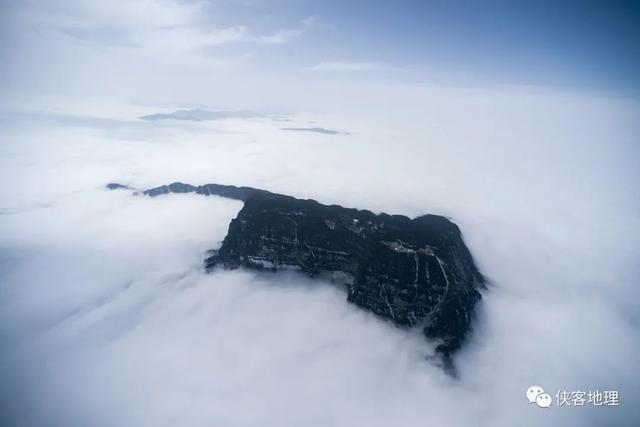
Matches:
[1,0,639,110]
[178,0,640,91]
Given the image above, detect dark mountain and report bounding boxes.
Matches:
[110,181,484,361]
[106,183,131,190]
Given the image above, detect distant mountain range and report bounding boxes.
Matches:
[140,109,263,122]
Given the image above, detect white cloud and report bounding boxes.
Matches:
[129,22,309,55]
[256,28,303,45]
[19,0,200,30]
[3,1,310,74]
[311,61,383,71]
[0,86,639,426]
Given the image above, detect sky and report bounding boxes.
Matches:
[0,1,639,427]
[1,0,639,112]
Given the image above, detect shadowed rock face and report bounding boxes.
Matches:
[106,182,130,190]
[115,182,484,357]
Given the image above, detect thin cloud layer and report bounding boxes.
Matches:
[281,126,348,135]
[311,62,382,71]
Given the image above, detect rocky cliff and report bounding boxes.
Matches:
[114,182,484,358]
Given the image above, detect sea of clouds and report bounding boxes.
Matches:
[1,87,639,426]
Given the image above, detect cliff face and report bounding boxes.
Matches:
[117,182,484,357]
[205,194,483,356]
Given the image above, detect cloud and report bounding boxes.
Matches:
[1,85,639,426]
[256,28,303,45]
[130,22,308,54]
[2,1,311,75]
[281,127,348,135]
[22,0,200,30]
[311,62,383,71]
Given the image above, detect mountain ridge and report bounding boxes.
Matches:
[108,181,485,363]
